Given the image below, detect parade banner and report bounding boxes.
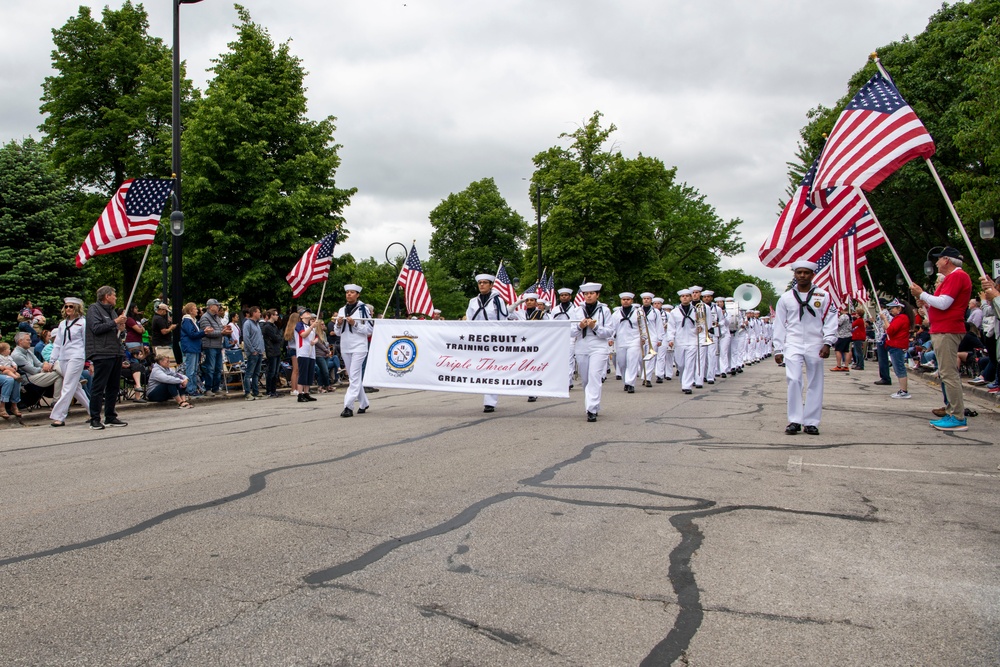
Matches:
[363,320,571,398]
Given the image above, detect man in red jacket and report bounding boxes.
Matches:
[910,247,973,431]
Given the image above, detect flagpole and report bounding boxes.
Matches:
[121,243,154,320]
[922,158,987,277]
[381,240,412,319]
[856,189,914,285]
[316,279,328,320]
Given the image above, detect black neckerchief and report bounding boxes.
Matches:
[619,305,634,328]
[553,302,572,319]
[791,287,817,319]
[471,293,498,321]
[62,318,80,344]
[525,308,541,320]
[642,304,652,317]
[343,302,362,332]
[680,304,696,327]
[582,302,599,337]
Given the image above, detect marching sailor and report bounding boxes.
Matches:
[570,282,614,422]
[699,290,720,384]
[335,284,373,417]
[612,292,642,393]
[652,298,673,382]
[727,297,746,374]
[551,287,577,389]
[773,261,838,436]
[666,289,700,394]
[715,295,732,378]
[465,273,510,413]
[48,297,90,426]
[514,292,548,402]
[639,292,662,388]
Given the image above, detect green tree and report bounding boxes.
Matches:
[785,0,1000,292]
[181,5,355,309]
[529,111,743,297]
[428,177,528,295]
[0,139,86,339]
[39,1,193,301]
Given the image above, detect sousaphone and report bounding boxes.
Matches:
[734,283,762,310]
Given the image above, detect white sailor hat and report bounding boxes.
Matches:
[725,297,734,302]
[714,296,724,302]
[64,297,85,307]
[639,291,654,299]
[521,292,539,300]
[557,288,573,295]
[652,297,664,304]
[540,299,549,306]
[344,283,362,292]
[664,303,674,309]
[689,285,703,292]
[579,282,602,292]
[619,292,635,299]
[677,289,692,296]
[790,260,818,271]
[702,290,714,296]
[475,273,496,283]
[432,308,441,314]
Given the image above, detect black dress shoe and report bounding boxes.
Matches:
[615,375,622,380]
[527,396,537,402]
[656,377,663,384]
[305,394,317,401]
[586,412,597,422]
[665,375,672,381]
[626,385,635,394]
[364,387,379,392]
[706,379,715,385]
[694,384,703,389]
[357,407,367,414]
[803,425,820,435]
[340,408,353,417]
[483,405,495,413]
[644,380,652,388]
[569,384,574,390]
[297,394,310,402]
[683,388,692,394]
[785,422,801,435]
[719,373,727,378]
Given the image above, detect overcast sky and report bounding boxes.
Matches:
[1,0,945,292]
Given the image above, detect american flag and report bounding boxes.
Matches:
[493,262,518,305]
[758,158,869,268]
[810,70,935,206]
[286,231,338,298]
[543,272,555,306]
[397,244,434,316]
[813,220,883,309]
[573,290,586,307]
[516,280,538,311]
[76,178,175,267]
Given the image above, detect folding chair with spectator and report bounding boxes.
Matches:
[222,347,246,393]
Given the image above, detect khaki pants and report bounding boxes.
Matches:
[931,332,964,417]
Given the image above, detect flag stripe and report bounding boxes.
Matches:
[286,232,338,298]
[397,244,434,316]
[77,179,175,267]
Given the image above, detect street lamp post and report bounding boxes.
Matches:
[385,242,407,319]
[171,0,204,352]
[535,185,542,280]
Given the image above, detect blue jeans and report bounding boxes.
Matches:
[243,353,262,396]
[202,348,222,392]
[183,351,202,395]
[0,375,21,404]
[147,383,181,402]
[851,340,865,369]
[876,341,891,384]
[265,355,281,395]
[316,356,331,387]
[887,347,907,379]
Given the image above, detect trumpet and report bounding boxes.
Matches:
[637,306,657,362]
[695,301,714,345]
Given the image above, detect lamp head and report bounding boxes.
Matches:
[170,210,184,236]
[980,219,995,240]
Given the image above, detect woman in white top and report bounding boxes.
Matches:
[49,297,91,427]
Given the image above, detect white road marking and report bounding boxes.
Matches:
[800,462,1000,479]
[786,456,802,474]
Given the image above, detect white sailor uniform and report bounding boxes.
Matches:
[550,299,577,388]
[667,304,700,391]
[773,286,838,427]
[48,316,90,422]
[570,301,614,415]
[466,292,510,409]
[612,305,642,389]
[334,301,374,412]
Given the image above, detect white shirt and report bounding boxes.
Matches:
[49,317,87,362]
[772,286,838,354]
[334,301,373,353]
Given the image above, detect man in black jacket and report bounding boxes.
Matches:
[86,285,128,430]
[260,309,284,398]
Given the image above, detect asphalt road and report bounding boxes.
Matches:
[1,361,998,666]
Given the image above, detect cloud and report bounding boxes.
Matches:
[0,0,943,292]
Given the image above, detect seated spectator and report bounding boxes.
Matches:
[12,331,61,401]
[146,355,192,408]
[0,341,23,418]
[17,321,39,347]
[124,304,145,352]
[122,345,153,402]
[34,329,51,361]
